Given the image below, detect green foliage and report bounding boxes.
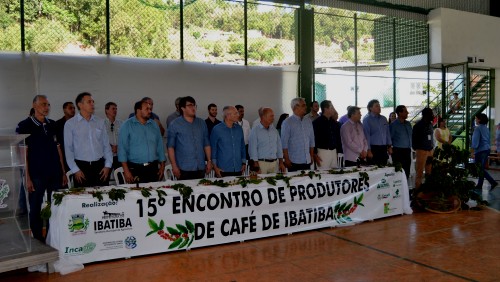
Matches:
[417,144,486,210]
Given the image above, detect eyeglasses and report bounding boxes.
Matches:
[185,104,197,108]
[110,123,114,132]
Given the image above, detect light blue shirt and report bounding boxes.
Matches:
[210,122,246,172]
[167,116,210,171]
[471,124,490,153]
[249,122,283,161]
[389,119,412,148]
[281,114,315,164]
[363,113,392,149]
[118,117,166,164]
[64,113,113,174]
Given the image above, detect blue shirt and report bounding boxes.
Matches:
[118,117,166,164]
[249,122,283,161]
[64,113,113,174]
[471,124,490,153]
[281,115,315,164]
[363,113,392,149]
[389,119,412,149]
[167,116,210,171]
[210,122,246,172]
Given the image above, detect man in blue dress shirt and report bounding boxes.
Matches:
[167,96,212,180]
[64,92,113,187]
[210,106,246,177]
[119,100,166,183]
[389,105,412,179]
[281,98,315,172]
[363,99,392,166]
[249,108,286,174]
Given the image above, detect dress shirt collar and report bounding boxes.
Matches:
[131,116,153,125]
[77,112,95,122]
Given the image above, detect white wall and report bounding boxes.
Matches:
[0,52,291,132]
[429,8,500,68]
[429,8,500,123]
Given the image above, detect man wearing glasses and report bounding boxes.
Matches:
[16,95,67,243]
[104,102,122,169]
[167,96,212,180]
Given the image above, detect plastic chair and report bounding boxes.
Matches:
[337,153,345,168]
[164,164,176,181]
[66,171,74,189]
[113,167,125,185]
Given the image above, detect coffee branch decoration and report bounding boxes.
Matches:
[147,218,195,249]
[333,193,365,224]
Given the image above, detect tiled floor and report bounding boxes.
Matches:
[1,205,499,282]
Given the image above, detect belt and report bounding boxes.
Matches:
[258,159,276,162]
[128,160,158,167]
[75,158,104,165]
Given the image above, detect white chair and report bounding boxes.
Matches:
[243,160,250,176]
[337,153,345,168]
[205,169,215,179]
[113,167,125,185]
[164,164,176,181]
[66,171,74,189]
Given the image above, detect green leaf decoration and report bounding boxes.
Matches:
[178,237,190,248]
[265,177,276,186]
[108,188,126,202]
[345,203,352,212]
[53,193,65,206]
[40,202,51,220]
[334,202,340,212]
[91,190,104,202]
[157,189,167,199]
[148,218,159,231]
[146,230,157,237]
[186,220,195,233]
[176,224,189,234]
[159,220,165,230]
[171,183,193,199]
[167,226,181,235]
[339,202,347,211]
[141,188,152,198]
[187,235,195,247]
[198,179,213,185]
[358,193,364,203]
[168,237,183,249]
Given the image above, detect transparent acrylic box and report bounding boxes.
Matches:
[0,135,30,258]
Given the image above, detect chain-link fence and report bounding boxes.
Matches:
[0,2,21,51]
[110,0,179,59]
[313,7,430,121]
[183,0,244,64]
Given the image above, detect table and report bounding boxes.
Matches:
[48,167,411,264]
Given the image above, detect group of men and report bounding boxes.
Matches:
[16,93,434,244]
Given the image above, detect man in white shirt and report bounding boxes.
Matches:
[104,102,122,169]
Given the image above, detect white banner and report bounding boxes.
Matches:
[48,167,411,264]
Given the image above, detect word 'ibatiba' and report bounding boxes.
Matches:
[172,177,369,214]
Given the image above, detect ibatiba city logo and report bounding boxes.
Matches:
[376,178,390,189]
[68,214,90,235]
[0,179,10,208]
[125,236,137,249]
[64,242,96,256]
[94,211,132,234]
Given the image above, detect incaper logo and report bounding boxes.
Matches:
[64,242,96,255]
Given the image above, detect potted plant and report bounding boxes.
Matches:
[414,143,486,213]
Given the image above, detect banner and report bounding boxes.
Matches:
[48,167,411,264]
